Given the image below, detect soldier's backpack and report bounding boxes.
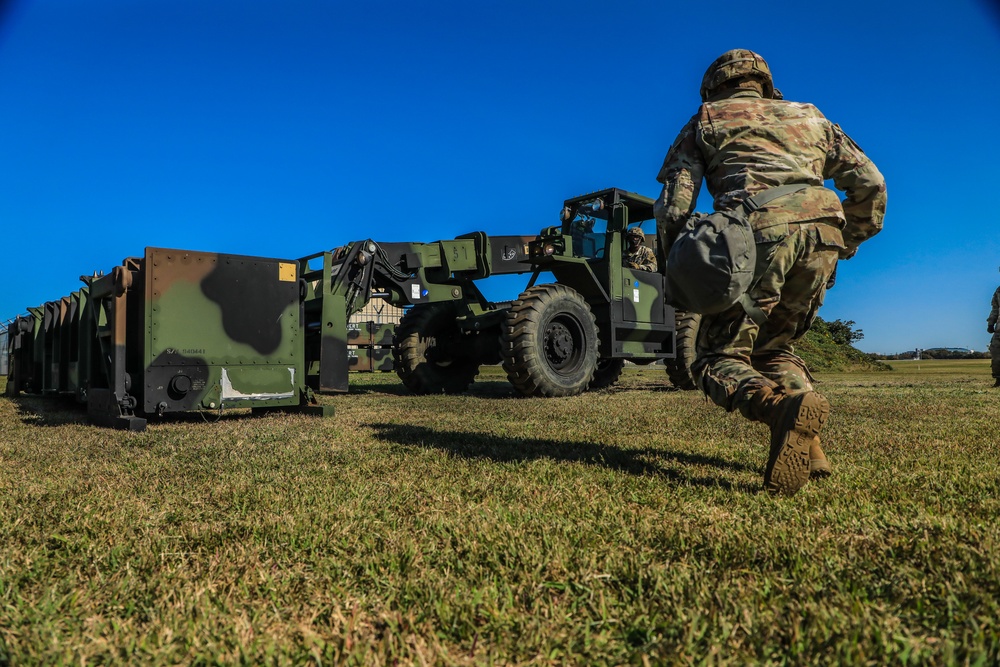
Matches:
[665,184,807,324]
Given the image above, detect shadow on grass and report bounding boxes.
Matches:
[343,377,679,398]
[342,377,522,398]
[11,394,274,429]
[340,380,413,396]
[605,381,682,394]
[368,422,757,491]
[11,395,91,427]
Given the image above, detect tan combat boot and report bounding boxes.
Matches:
[750,387,830,496]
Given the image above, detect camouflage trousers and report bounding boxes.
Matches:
[990,331,1000,378]
[692,222,841,419]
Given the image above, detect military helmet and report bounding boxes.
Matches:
[626,226,645,242]
[700,49,775,102]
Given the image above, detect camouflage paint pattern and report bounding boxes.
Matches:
[297,190,681,395]
[989,285,1000,378]
[299,233,538,392]
[655,86,886,418]
[6,247,324,430]
[346,322,396,348]
[348,345,394,372]
[143,248,306,414]
[345,322,396,373]
[302,188,677,396]
[532,188,676,361]
[345,324,367,345]
[9,189,681,412]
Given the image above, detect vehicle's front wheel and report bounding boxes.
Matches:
[502,284,598,397]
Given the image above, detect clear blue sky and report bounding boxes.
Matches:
[2,0,998,355]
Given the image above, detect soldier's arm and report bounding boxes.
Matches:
[654,116,705,252]
[643,247,658,272]
[824,123,887,259]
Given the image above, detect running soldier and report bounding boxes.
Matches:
[654,49,887,495]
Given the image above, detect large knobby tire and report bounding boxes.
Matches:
[502,284,599,397]
[665,310,701,390]
[393,303,480,394]
[589,358,625,390]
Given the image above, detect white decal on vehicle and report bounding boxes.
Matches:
[220,367,295,401]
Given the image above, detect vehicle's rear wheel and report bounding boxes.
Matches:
[589,358,625,390]
[393,303,480,394]
[665,310,701,391]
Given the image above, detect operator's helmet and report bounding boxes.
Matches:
[700,49,775,102]
[626,226,645,244]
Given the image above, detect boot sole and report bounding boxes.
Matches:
[765,392,830,496]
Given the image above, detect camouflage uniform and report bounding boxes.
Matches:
[654,51,886,475]
[624,229,658,271]
[988,285,1000,381]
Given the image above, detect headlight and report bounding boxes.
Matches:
[543,244,556,256]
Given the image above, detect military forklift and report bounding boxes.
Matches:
[497,188,678,396]
[300,187,684,398]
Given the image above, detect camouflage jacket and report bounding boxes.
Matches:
[654,90,887,257]
[989,286,1000,329]
[624,245,657,272]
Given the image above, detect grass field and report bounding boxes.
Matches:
[1,359,999,665]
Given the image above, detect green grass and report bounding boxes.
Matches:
[2,360,999,665]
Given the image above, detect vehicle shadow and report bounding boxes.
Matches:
[344,378,679,398]
[10,395,282,429]
[11,395,91,427]
[604,381,682,394]
[368,422,758,492]
[339,382,420,397]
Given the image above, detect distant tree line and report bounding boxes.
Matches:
[873,348,990,361]
[809,318,990,360]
